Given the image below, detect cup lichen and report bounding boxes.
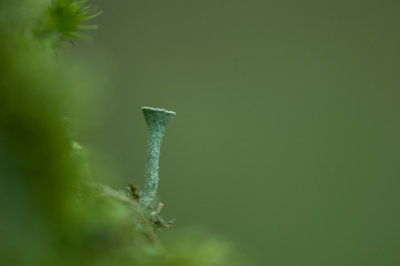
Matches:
[141,106,176,208]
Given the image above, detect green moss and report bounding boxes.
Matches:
[34,0,102,41]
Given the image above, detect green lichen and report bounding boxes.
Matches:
[141,106,176,208]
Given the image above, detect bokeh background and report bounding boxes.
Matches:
[66,1,400,265]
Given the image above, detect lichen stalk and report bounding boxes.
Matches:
[140,106,175,208]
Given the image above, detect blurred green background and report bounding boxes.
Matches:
[66,0,400,265]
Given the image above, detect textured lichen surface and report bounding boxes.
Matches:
[141,107,176,208]
[0,1,242,266]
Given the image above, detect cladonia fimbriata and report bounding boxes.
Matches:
[140,106,176,208]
